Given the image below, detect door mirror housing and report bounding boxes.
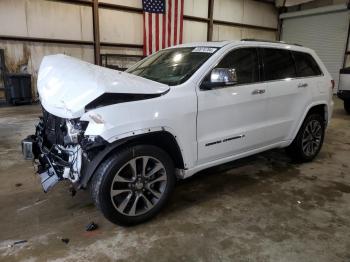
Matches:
[201,68,238,90]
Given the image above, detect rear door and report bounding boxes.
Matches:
[262,48,319,143]
[196,47,269,164]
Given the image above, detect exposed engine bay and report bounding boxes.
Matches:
[22,107,103,192]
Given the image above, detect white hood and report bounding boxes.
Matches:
[38,54,169,118]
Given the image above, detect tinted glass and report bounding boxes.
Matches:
[262,48,296,81]
[293,51,322,77]
[215,48,259,84]
[127,47,217,86]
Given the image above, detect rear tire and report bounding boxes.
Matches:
[286,113,325,162]
[90,145,175,226]
[344,100,350,115]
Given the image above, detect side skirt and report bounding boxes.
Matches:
[181,141,291,179]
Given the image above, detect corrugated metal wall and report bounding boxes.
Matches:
[281,7,349,90]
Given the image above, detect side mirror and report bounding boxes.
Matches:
[201,68,237,90]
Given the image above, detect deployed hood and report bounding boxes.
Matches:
[38,54,169,118]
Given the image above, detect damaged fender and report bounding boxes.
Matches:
[78,127,184,189]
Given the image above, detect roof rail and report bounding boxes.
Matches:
[241,38,303,47]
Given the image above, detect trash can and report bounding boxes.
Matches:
[5,73,32,105]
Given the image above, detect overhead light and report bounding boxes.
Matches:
[173,53,182,62]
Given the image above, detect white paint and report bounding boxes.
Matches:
[38,54,169,118]
[38,40,333,177]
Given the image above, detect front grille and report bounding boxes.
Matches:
[42,107,66,147]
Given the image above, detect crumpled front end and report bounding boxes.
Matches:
[22,107,106,192]
[22,54,171,193]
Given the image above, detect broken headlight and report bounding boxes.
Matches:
[64,119,88,145]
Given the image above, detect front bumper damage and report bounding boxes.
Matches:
[22,135,81,192]
[21,110,106,193]
[22,135,60,192]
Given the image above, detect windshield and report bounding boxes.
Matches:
[126,47,218,86]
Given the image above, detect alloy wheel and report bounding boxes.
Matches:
[301,120,322,157]
[110,156,167,216]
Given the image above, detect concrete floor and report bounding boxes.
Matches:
[0,98,349,262]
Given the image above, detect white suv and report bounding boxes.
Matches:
[22,40,334,225]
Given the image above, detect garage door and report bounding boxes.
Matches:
[281,5,349,90]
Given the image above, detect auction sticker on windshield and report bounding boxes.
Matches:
[192,47,217,53]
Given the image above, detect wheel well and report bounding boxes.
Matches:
[307,104,327,124]
[114,131,185,169]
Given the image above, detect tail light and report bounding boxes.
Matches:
[331,80,335,90]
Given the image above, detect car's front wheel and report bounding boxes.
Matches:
[286,113,325,162]
[90,145,175,226]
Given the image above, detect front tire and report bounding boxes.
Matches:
[344,100,350,115]
[90,145,175,226]
[286,113,325,162]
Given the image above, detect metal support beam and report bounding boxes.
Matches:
[183,15,209,23]
[277,0,287,41]
[92,0,101,65]
[0,35,94,45]
[49,0,93,7]
[100,42,143,48]
[98,2,143,13]
[207,0,214,41]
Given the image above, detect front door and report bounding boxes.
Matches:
[196,48,269,165]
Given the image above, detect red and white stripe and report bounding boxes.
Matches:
[143,0,184,56]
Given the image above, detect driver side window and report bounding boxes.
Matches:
[215,48,260,85]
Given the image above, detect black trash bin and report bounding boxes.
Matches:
[5,73,32,105]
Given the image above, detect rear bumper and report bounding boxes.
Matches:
[337,90,350,101]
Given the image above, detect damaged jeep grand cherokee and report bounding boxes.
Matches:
[22,40,334,226]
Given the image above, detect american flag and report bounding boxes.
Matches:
[142,0,184,56]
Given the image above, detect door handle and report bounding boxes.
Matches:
[252,89,266,95]
[298,83,308,88]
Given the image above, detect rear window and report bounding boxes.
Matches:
[262,48,296,81]
[292,51,322,77]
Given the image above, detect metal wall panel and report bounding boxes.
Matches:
[212,24,276,41]
[282,9,349,89]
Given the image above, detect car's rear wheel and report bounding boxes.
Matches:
[90,145,175,226]
[344,100,350,114]
[286,113,325,162]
